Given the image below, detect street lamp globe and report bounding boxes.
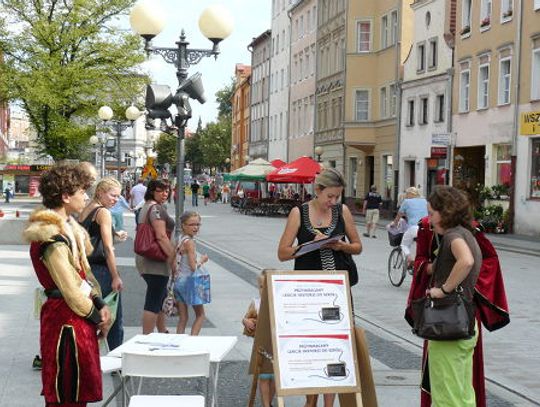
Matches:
[129,0,167,40]
[244,155,250,163]
[89,135,99,145]
[198,5,234,44]
[98,105,114,121]
[225,158,230,164]
[125,105,142,121]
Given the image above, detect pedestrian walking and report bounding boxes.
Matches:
[3,182,13,203]
[173,211,209,335]
[242,270,275,407]
[135,179,176,334]
[202,182,210,206]
[277,168,362,407]
[130,178,147,225]
[24,163,111,406]
[190,179,200,207]
[420,186,482,407]
[79,177,127,351]
[221,183,230,204]
[362,185,382,238]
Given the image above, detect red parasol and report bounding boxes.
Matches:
[266,156,322,183]
[271,159,287,168]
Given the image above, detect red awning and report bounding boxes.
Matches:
[266,156,322,183]
[271,159,287,168]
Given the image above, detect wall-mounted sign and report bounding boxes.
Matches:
[520,111,540,135]
[430,146,447,158]
[431,133,452,146]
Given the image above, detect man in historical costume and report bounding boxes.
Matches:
[405,216,510,407]
[24,164,111,406]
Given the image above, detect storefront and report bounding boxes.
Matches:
[0,164,52,196]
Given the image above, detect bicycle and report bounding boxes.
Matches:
[387,231,413,287]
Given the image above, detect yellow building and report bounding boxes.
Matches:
[342,0,414,203]
[231,64,252,171]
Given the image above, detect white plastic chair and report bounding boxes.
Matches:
[100,356,125,407]
[121,351,210,407]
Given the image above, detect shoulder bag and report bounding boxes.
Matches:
[185,265,211,305]
[133,204,168,261]
[82,207,107,264]
[338,204,359,287]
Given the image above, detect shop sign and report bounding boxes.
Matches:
[31,165,52,172]
[4,164,31,171]
[430,146,447,158]
[431,133,452,146]
[520,111,540,135]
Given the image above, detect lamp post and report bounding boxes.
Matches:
[130,0,233,239]
[89,134,106,178]
[225,157,231,173]
[314,146,324,163]
[98,105,141,182]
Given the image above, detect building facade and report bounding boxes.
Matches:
[514,0,540,235]
[268,0,294,161]
[314,0,347,173]
[288,0,317,161]
[248,30,271,161]
[399,0,455,197]
[231,64,252,171]
[342,0,414,202]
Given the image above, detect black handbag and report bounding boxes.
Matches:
[342,252,358,286]
[80,207,107,264]
[412,288,475,340]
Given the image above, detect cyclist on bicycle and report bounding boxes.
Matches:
[392,186,427,267]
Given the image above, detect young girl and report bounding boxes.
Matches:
[242,271,275,407]
[173,211,208,335]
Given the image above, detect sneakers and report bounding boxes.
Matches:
[32,355,42,370]
[362,233,370,237]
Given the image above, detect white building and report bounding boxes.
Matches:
[399,0,454,197]
[268,0,294,162]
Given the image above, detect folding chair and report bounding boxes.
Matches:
[121,351,211,407]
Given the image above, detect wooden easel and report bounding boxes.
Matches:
[248,270,378,407]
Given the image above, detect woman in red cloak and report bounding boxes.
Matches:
[405,216,510,407]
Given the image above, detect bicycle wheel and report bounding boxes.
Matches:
[388,247,407,287]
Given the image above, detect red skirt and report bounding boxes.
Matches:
[40,298,102,404]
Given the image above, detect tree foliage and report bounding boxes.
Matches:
[0,0,148,160]
[215,77,235,119]
[154,132,176,167]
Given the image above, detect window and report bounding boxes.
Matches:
[496,144,512,186]
[532,48,540,100]
[419,96,429,125]
[434,94,445,122]
[380,87,387,119]
[536,0,540,11]
[498,58,511,105]
[478,64,490,109]
[357,21,371,52]
[480,0,492,28]
[428,38,438,69]
[381,15,389,49]
[355,90,369,121]
[391,10,398,45]
[501,0,513,21]
[389,84,397,117]
[349,157,358,197]
[531,139,540,198]
[407,99,415,126]
[462,0,472,33]
[459,70,470,112]
[417,43,426,72]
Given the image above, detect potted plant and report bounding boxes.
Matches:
[491,184,510,200]
[503,9,513,18]
[480,16,490,27]
[460,25,471,35]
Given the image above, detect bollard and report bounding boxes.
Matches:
[0,210,4,218]
[15,210,20,218]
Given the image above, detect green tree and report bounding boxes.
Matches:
[154,132,176,167]
[199,118,231,170]
[215,78,235,119]
[185,132,204,174]
[0,0,147,160]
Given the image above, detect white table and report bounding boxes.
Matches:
[107,333,238,407]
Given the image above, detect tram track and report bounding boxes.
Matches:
[198,236,540,407]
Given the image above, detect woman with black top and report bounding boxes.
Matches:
[79,177,126,350]
[277,168,362,407]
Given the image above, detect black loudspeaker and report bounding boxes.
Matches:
[145,84,173,119]
[178,72,206,104]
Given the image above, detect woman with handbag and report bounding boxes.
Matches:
[135,179,176,334]
[173,211,210,335]
[277,168,362,407]
[79,177,127,350]
[423,186,483,406]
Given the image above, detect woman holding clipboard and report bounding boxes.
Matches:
[277,168,362,407]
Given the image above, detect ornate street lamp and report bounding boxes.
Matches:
[98,105,141,181]
[314,146,324,163]
[130,0,233,239]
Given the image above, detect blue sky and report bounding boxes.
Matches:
[137,0,271,131]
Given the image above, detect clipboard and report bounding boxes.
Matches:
[293,234,345,257]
